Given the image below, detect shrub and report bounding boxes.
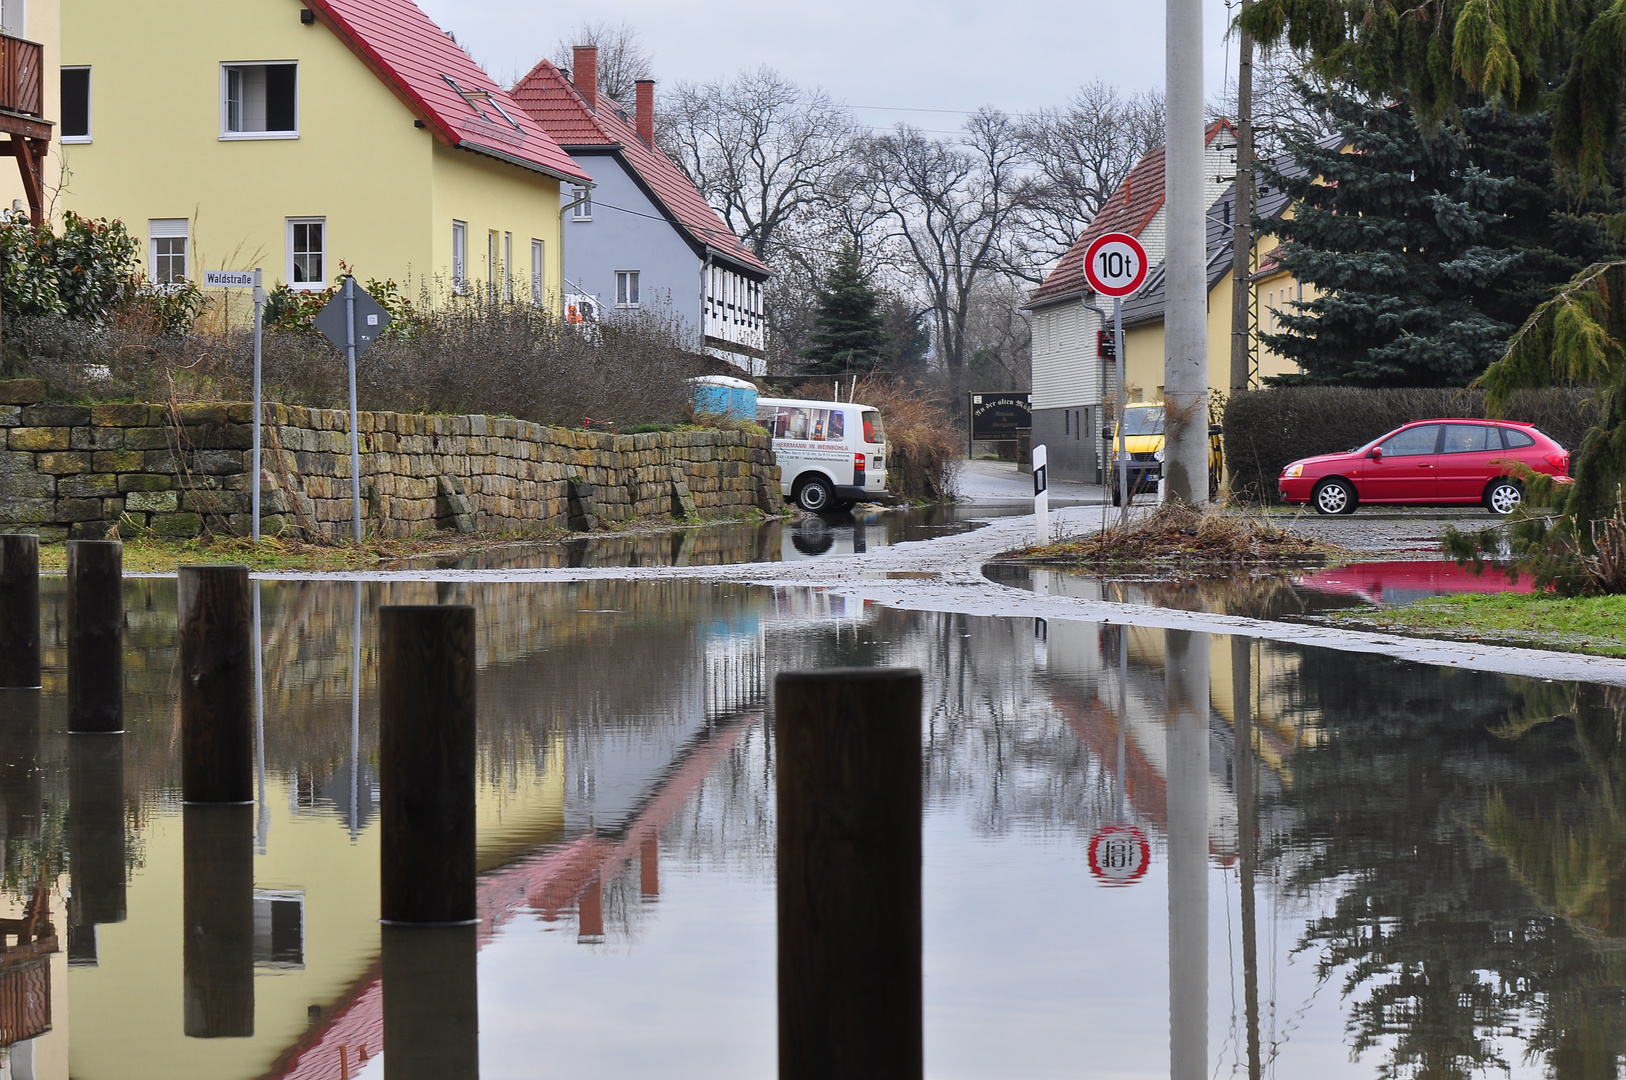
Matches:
[0,211,141,323]
[6,294,704,429]
[1224,386,1601,502]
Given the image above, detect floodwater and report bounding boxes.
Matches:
[5,574,1623,1079]
[387,503,1024,572]
[986,558,1531,621]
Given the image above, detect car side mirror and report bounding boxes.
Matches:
[1101,428,1113,441]
[1208,424,1223,437]
[1369,447,1383,461]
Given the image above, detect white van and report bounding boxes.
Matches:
[756,397,889,513]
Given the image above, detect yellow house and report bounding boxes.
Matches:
[58,0,592,307]
[1118,178,1310,405]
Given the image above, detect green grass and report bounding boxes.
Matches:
[1327,592,1626,657]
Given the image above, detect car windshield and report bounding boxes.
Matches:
[1121,407,1165,436]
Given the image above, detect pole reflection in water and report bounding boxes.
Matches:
[1165,630,1208,1080]
[351,580,362,843]
[1232,636,1262,1080]
[0,690,41,860]
[255,579,269,854]
[382,923,479,1080]
[183,804,254,1038]
[67,732,124,966]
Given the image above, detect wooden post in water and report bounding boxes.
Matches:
[183,802,254,1038]
[67,540,122,731]
[0,535,40,688]
[68,733,126,964]
[775,668,923,1080]
[382,923,479,1079]
[178,566,252,804]
[379,605,476,924]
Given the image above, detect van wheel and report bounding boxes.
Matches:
[796,476,835,513]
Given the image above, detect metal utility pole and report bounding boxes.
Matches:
[345,276,362,544]
[1165,0,1210,503]
[1229,0,1256,396]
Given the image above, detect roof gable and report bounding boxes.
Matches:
[1027,119,1235,308]
[511,60,768,278]
[304,0,591,184]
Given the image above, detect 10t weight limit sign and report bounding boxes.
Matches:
[1083,231,1149,298]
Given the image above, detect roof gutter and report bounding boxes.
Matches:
[455,140,591,186]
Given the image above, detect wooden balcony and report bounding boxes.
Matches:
[0,34,51,225]
[0,34,42,120]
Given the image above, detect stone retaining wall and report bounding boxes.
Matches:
[0,379,782,541]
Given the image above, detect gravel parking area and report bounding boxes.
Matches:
[1256,506,1499,559]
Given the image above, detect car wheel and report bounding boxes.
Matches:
[1485,479,1523,515]
[796,475,835,513]
[1313,478,1356,516]
[1109,473,1123,506]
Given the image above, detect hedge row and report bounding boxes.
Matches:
[1224,387,1600,503]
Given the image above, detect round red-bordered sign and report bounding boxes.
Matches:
[1088,823,1150,886]
[1083,232,1149,298]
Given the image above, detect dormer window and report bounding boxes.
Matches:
[222,63,297,139]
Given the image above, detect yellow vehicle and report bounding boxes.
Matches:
[1107,402,1224,506]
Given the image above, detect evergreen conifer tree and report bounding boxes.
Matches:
[801,244,889,376]
[1260,85,1522,385]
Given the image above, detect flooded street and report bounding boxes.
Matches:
[6,572,1626,1078]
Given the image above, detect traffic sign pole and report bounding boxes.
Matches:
[1115,296,1127,525]
[345,276,362,544]
[251,269,264,543]
[1081,231,1147,526]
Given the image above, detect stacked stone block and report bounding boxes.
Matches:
[0,380,782,541]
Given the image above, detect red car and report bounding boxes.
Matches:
[1278,419,1570,515]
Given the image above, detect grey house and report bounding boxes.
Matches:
[513,47,771,375]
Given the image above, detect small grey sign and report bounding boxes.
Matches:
[314,279,392,358]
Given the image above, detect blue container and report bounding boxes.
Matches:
[691,376,759,421]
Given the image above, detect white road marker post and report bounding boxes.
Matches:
[1033,443,1050,546]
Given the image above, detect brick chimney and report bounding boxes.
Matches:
[571,45,597,112]
[635,79,655,146]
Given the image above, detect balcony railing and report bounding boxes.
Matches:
[0,35,42,118]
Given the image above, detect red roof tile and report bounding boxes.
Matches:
[304,0,591,185]
[1027,120,1233,308]
[511,60,769,277]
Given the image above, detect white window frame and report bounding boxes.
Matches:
[148,218,189,287]
[570,186,591,221]
[615,270,640,308]
[487,230,498,302]
[285,216,326,290]
[503,231,513,303]
[60,66,90,143]
[451,220,467,294]
[530,238,544,307]
[220,62,299,141]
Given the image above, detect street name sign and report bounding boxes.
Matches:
[204,270,257,288]
[1083,232,1149,298]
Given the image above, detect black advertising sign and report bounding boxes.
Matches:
[969,393,1032,441]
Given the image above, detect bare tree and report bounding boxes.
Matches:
[657,67,860,261]
[1208,48,1331,159]
[550,21,654,107]
[1018,84,1166,271]
[866,110,1036,392]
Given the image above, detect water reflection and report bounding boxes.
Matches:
[12,573,1626,1077]
[381,924,478,1080]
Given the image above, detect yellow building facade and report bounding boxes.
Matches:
[58,0,589,306]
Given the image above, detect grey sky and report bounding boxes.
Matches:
[418,0,1239,134]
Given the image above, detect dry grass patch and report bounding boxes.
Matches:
[1002,503,1336,569]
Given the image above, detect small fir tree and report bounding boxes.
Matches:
[801,244,889,376]
[1260,84,1522,386]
